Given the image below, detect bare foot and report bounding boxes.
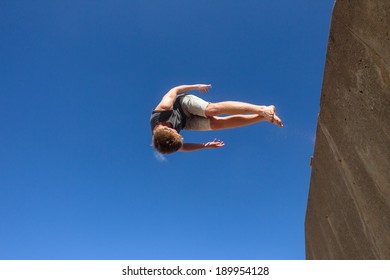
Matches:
[262,105,275,121]
[272,113,283,127]
[263,105,283,127]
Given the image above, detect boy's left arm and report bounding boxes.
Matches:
[155,84,211,111]
[180,139,224,152]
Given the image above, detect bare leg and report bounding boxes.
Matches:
[205,101,271,115]
[210,114,266,130]
[206,102,283,127]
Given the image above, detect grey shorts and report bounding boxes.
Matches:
[180,94,211,130]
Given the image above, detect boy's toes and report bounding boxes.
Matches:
[273,115,283,127]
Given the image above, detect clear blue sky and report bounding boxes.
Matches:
[0,0,333,259]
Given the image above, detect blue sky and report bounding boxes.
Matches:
[0,0,333,259]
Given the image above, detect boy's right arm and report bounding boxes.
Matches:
[180,139,224,152]
[154,84,211,111]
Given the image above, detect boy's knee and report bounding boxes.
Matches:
[205,103,220,116]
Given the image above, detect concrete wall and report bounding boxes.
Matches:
[305,0,390,259]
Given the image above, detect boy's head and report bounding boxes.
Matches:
[152,127,183,154]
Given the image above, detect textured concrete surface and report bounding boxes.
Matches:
[305,0,390,259]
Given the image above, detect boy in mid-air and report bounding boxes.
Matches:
[150,84,283,154]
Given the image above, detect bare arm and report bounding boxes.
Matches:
[154,84,211,110]
[180,139,224,152]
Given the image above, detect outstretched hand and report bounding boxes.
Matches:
[197,84,212,94]
[204,138,224,149]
